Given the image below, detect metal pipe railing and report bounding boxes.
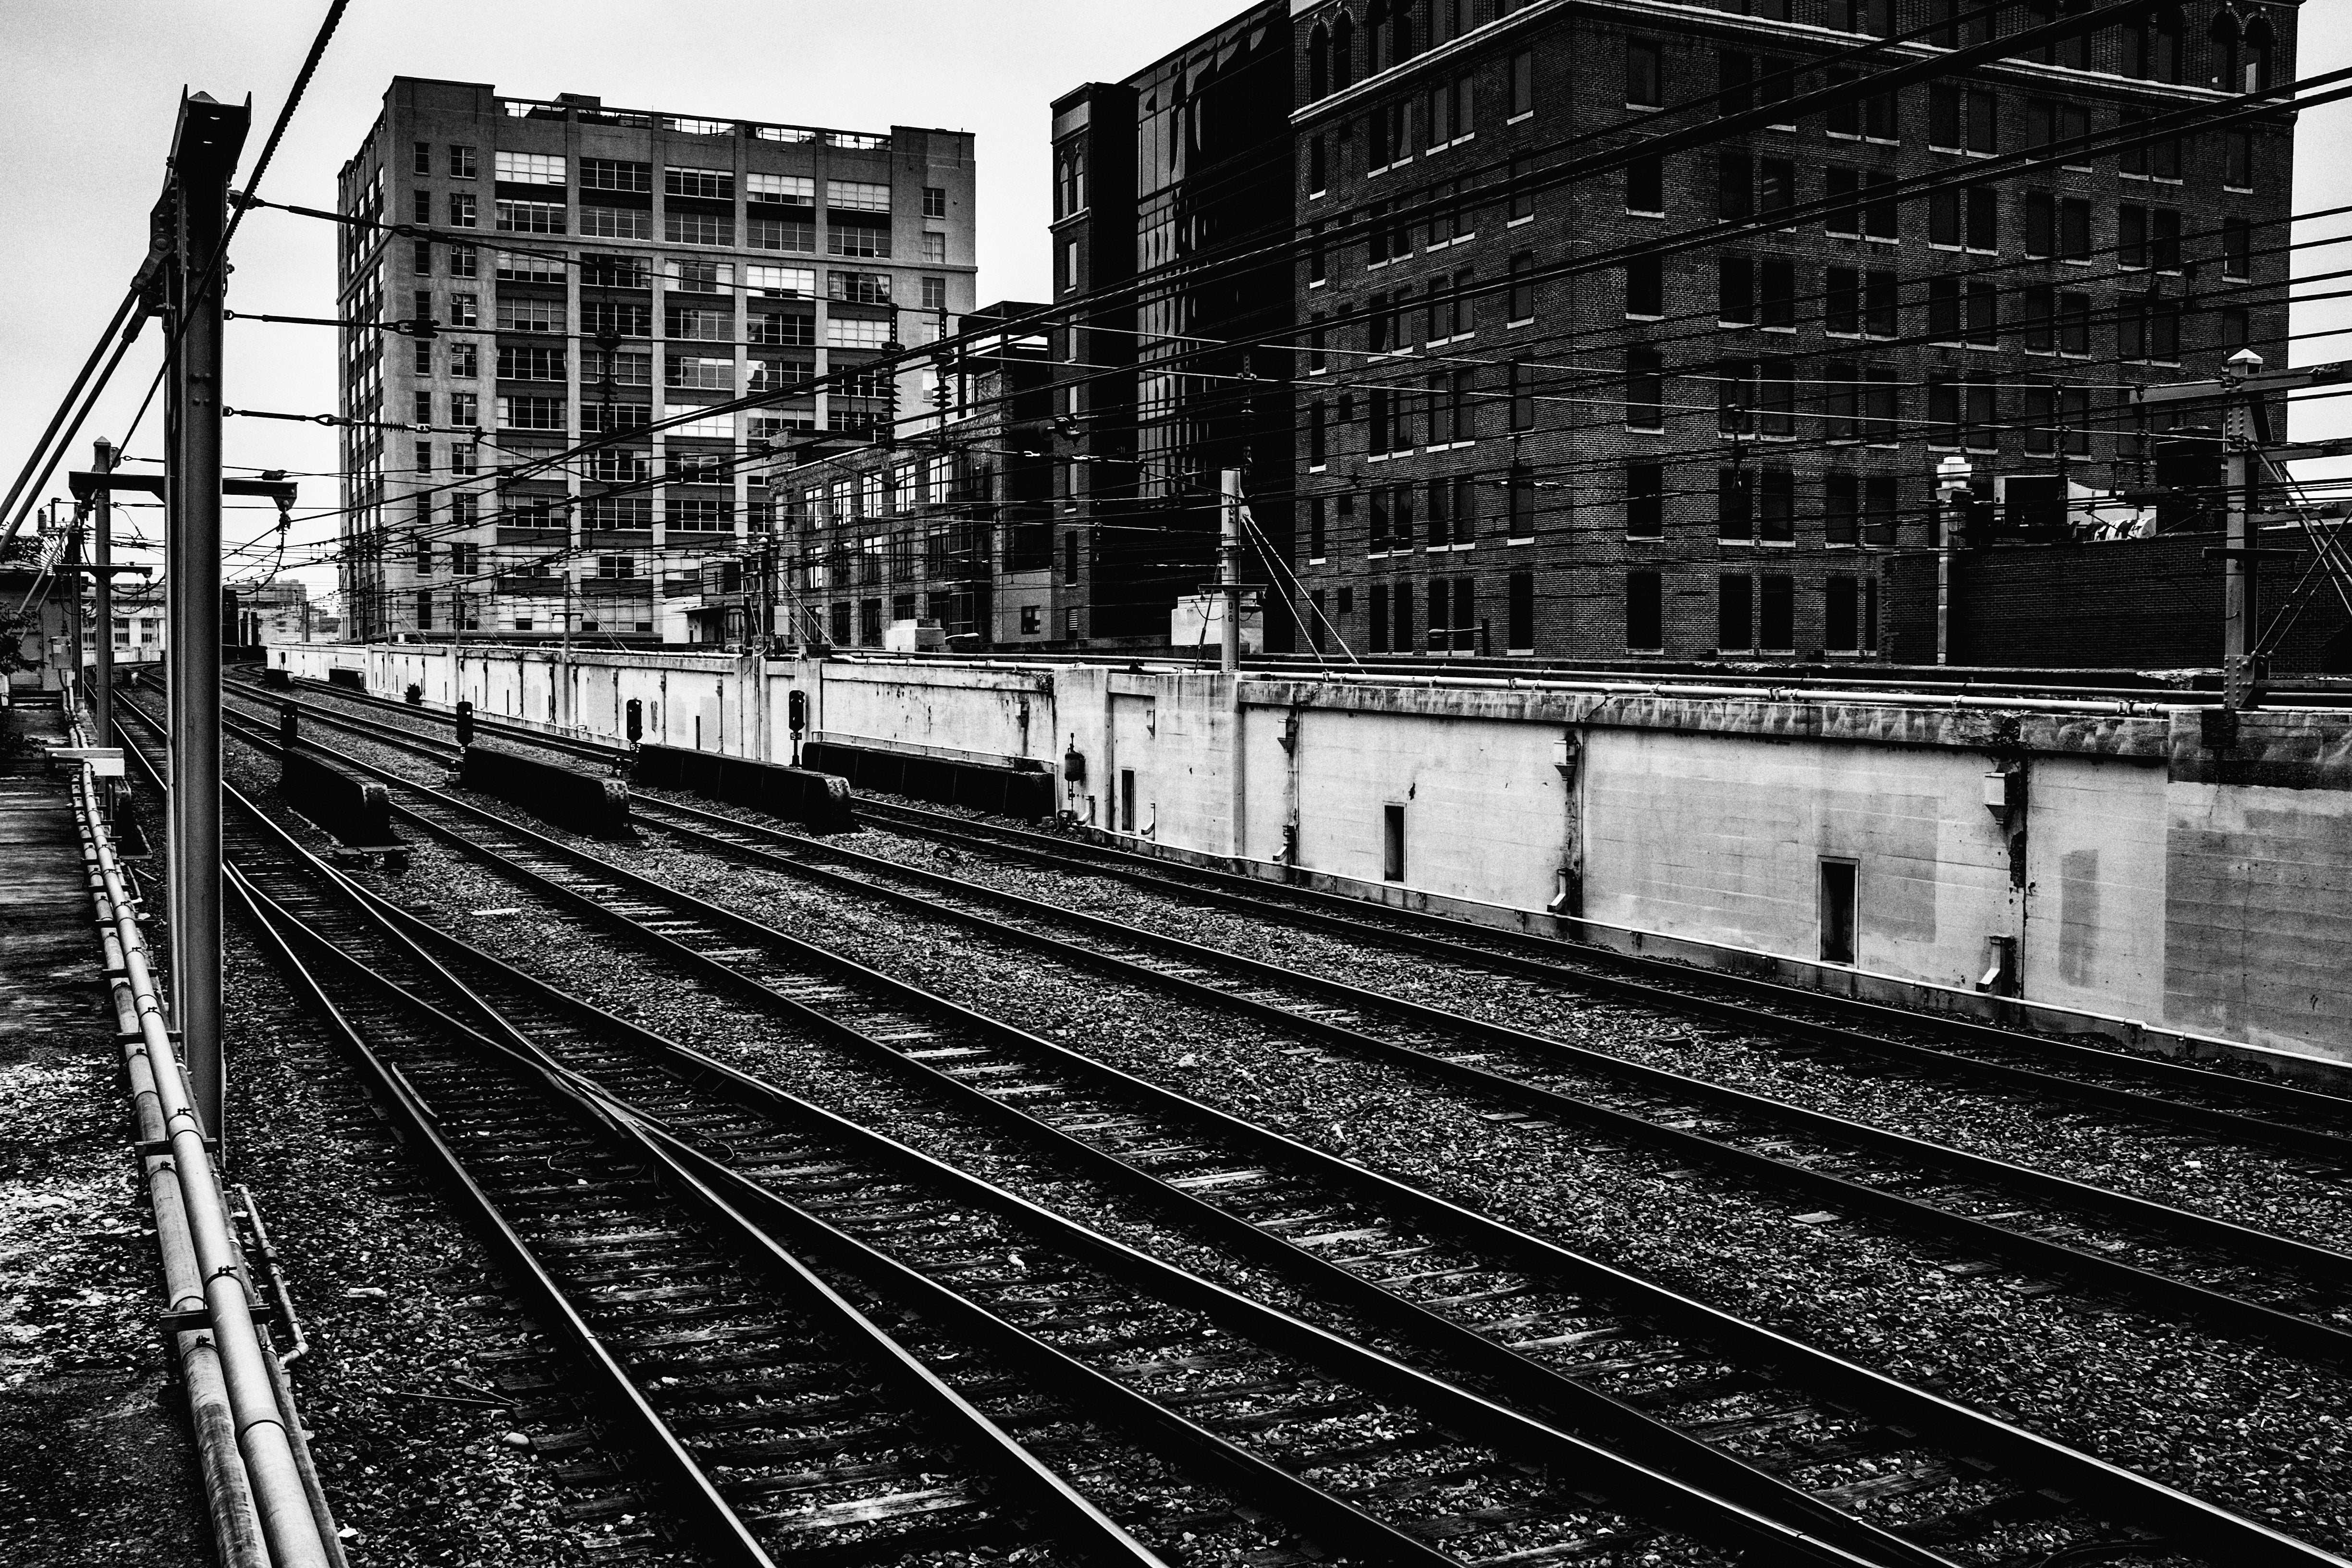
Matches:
[66,734,337,1568]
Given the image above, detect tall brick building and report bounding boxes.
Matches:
[1285,0,2297,663]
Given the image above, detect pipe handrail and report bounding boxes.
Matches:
[65,722,338,1568]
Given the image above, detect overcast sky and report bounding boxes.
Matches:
[3,1,2348,613]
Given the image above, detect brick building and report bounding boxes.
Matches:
[1285,0,2297,663]
[334,78,978,645]
[766,303,1053,651]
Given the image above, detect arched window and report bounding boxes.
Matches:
[2209,9,2241,92]
[2245,14,2277,93]
[1332,12,1356,90]
[1310,22,1330,100]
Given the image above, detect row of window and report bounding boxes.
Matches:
[409,142,942,213]
[1302,567,1876,659]
[416,255,920,306]
[410,189,947,259]
[1305,0,1537,103]
[1629,252,2250,339]
[1625,11,2275,111]
[408,284,934,340]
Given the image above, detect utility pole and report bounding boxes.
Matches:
[2221,348,2265,710]
[62,505,84,712]
[165,92,248,1146]
[93,441,115,745]
[1219,467,1244,674]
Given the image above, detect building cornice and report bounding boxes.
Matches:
[1289,0,2254,130]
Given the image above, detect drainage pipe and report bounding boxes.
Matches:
[68,745,336,1568]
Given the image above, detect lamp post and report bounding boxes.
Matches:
[1935,453,1974,667]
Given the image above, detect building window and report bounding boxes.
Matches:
[667,166,735,201]
[1625,349,1663,432]
[1383,803,1408,883]
[665,212,733,247]
[1626,572,1663,652]
[830,270,893,305]
[1626,156,1663,217]
[1626,256,1663,320]
[496,345,566,381]
[497,297,564,333]
[411,140,432,175]
[1626,40,1661,109]
[447,193,476,228]
[1759,574,1794,651]
[748,217,817,252]
[493,151,566,186]
[449,146,476,179]
[1626,464,1663,539]
[920,232,948,265]
[2225,131,2254,191]
[498,395,565,430]
[1507,571,1534,653]
[1825,576,1860,652]
[581,158,651,192]
[580,205,651,241]
[923,185,948,219]
[1510,51,1535,119]
[1718,573,1752,652]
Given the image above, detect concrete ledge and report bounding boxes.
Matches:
[460,744,630,839]
[804,738,1054,820]
[635,743,854,832]
[280,751,394,847]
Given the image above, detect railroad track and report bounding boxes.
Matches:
[177,686,2352,1566]
[216,683,2352,1367]
[121,700,1932,1568]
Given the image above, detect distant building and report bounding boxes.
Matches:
[334,77,979,645]
[229,580,317,645]
[761,302,1051,652]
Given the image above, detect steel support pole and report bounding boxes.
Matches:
[93,440,116,748]
[166,94,250,1145]
[63,509,84,712]
[1219,468,1243,674]
[2217,348,2266,710]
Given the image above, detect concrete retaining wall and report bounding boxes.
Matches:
[268,640,2352,1071]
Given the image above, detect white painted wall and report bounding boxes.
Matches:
[268,641,2352,1065]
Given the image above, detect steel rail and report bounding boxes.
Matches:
[152,717,1894,1568]
[845,797,2352,1142]
[225,873,789,1568]
[296,839,1962,1568]
[120,700,1177,1568]
[617,795,2352,1294]
[231,875,1178,1568]
[233,674,2352,1146]
[204,703,2352,1364]
[164,695,2352,1568]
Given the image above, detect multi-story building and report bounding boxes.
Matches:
[334,78,978,645]
[228,580,319,644]
[1044,4,1299,652]
[762,302,1052,651]
[1286,0,2295,663]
